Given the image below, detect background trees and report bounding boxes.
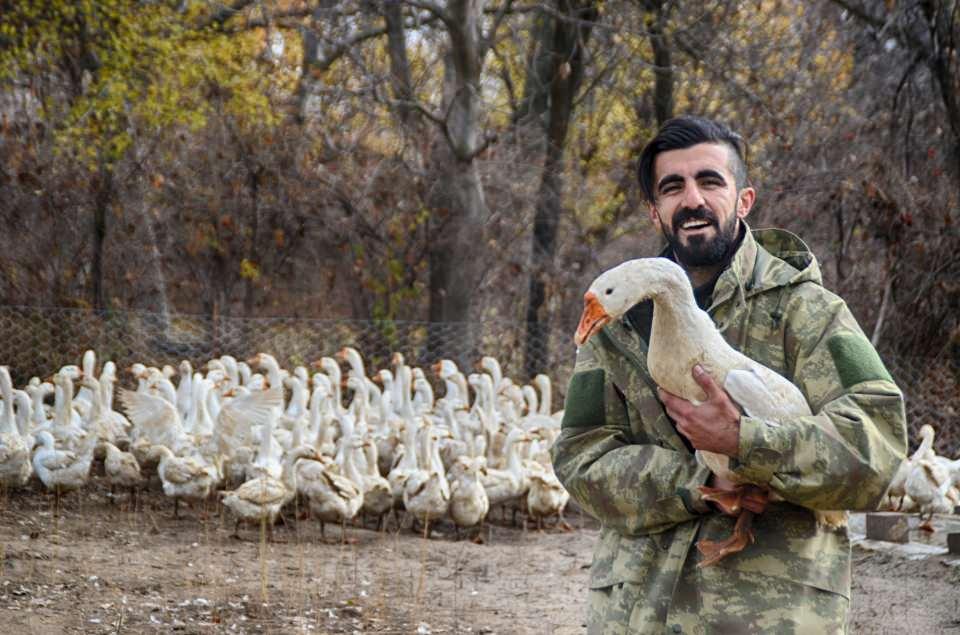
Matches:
[0,0,957,435]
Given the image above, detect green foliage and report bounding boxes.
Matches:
[0,0,282,168]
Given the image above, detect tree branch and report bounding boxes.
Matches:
[403,0,450,23]
[827,0,885,29]
[197,0,258,30]
[480,0,515,57]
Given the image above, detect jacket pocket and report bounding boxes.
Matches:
[702,506,853,599]
[588,529,657,589]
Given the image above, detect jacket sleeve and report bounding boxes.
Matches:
[730,286,908,511]
[550,336,713,536]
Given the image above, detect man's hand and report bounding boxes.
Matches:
[657,364,741,457]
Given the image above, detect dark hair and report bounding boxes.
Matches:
[637,115,748,204]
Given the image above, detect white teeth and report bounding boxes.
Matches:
[681,220,710,230]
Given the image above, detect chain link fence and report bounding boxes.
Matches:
[0,305,956,455]
[0,304,577,405]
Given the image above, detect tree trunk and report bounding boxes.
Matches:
[425,1,492,363]
[647,0,674,126]
[383,1,415,126]
[91,167,113,313]
[921,0,960,177]
[523,1,598,379]
[137,203,171,328]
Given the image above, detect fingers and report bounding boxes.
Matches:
[657,387,692,418]
[692,364,721,399]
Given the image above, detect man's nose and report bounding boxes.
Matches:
[680,181,706,208]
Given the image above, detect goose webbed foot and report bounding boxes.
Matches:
[556,520,575,533]
[696,509,756,568]
[699,483,768,516]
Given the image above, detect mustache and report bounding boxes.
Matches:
[671,206,717,233]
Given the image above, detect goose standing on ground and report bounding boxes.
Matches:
[150,445,220,519]
[448,455,489,538]
[403,426,450,534]
[575,257,846,566]
[98,362,132,448]
[220,444,316,539]
[50,371,87,448]
[0,366,31,489]
[880,424,935,511]
[100,441,143,507]
[359,438,393,529]
[299,435,364,541]
[32,429,96,508]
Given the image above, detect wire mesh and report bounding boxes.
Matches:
[0,304,579,405]
[0,305,955,455]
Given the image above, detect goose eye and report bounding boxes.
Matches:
[605,288,613,295]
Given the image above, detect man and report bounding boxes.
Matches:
[551,115,907,633]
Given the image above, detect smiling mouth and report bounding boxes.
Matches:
[678,220,714,232]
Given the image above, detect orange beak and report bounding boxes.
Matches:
[574,291,612,346]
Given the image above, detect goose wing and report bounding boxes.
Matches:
[217,387,283,448]
[37,448,76,470]
[724,367,846,443]
[161,456,206,484]
[323,469,362,499]
[119,389,183,443]
[231,476,287,506]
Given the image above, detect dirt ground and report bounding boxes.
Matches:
[2,481,960,634]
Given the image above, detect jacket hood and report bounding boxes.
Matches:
[709,223,823,312]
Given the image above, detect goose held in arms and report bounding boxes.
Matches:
[575,257,846,566]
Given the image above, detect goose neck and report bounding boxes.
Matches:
[342,442,363,483]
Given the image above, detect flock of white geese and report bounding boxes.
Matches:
[879,424,960,530]
[0,349,569,539]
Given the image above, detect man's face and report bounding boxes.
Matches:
[648,142,755,268]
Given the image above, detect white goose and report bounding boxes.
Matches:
[359,438,393,528]
[26,380,54,433]
[32,429,96,505]
[50,371,87,448]
[0,367,31,489]
[881,424,935,511]
[119,387,188,451]
[175,360,194,421]
[298,435,365,541]
[150,445,220,518]
[402,426,450,533]
[12,389,35,455]
[97,362,132,448]
[433,359,470,409]
[448,455,489,536]
[100,441,143,506]
[525,444,571,531]
[73,350,97,419]
[905,455,953,530]
[220,444,316,539]
[575,257,846,566]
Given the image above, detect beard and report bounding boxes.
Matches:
[661,205,740,268]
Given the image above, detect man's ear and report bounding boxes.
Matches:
[648,203,663,230]
[737,187,756,219]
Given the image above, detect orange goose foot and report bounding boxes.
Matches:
[696,510,756,568]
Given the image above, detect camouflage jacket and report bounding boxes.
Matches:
[552,226,907,623]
